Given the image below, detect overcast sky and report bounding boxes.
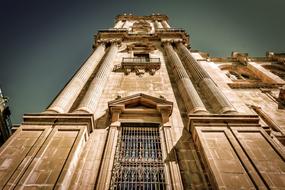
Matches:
[0,0,284,123]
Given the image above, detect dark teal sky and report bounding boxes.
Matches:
[0,0,284,123]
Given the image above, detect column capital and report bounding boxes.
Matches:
[161,40,171,47]
[93,42,106,48]
[161,39,183,46]
[174,41,187,46]
[96,39,122,46]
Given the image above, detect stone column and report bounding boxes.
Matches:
[163,42,208,114]
[155,20,163,29]
[46,43,106,113]
[114,20,124,28]
[75,42,119,113]
[162,20,171,28]
[176,42,236,114]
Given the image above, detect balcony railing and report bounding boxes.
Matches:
[122,57,160,64]
[156,28,185,32]
[99,28,128,33]
[113,57,161,76]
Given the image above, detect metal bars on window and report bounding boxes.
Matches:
[110,123,166,190]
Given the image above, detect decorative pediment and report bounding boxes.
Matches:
[108,93,173,123]
[131,20,151,33]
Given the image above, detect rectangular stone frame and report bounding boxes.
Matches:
[231,127,285,189]
[191,114,285,190]
[0,123,88,189]
[0,125,52,189]
[194,126,261,189]
[96,122,183,190]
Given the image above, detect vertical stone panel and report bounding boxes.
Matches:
[70,129,108,190]
[232,128,285,189]
[0,125,51,189]
[15,125,88,189]
[162,126,184,190]
[174,129,209,189]
[194,127,257,189]
[96,125,118,190]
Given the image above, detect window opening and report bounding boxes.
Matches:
[110,123,166,190]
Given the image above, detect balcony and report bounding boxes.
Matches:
[156,28,185,33]
[99,28,128,32]
[113,57,161,76]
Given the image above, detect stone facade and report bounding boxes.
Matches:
[0,14,284,189]
[0,88,12,146]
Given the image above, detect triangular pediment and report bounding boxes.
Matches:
[108,93,172,110]
[108,93,173,123]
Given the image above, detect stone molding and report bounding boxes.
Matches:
[95,29,189,46]
[108,93,173,124]
[113,57,161,76]
[22,113,95,133]
[115,14,169,22]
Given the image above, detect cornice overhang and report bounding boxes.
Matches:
[187,114,260,133]
[22,113,95,134]
[94,30,189,46]
[115,14,169,22]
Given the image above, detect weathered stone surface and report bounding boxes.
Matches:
[1,14,285,190]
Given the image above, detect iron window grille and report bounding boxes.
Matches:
[110,123,166,190]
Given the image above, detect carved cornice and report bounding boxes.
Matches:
[188,114,260,132]
[22,113,95,133]
[94,29,189,45]
[115,14,169,22]
[267,52,285,63]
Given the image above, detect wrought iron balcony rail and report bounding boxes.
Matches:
[156,28,185,32]
[122,57,160,64]
[99,28,128,33]
[113,58,161,76]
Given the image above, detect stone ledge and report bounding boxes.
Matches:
[22,113,95,134]
[187,114,260,132]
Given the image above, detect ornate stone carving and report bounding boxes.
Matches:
[113,57,161,76]
[131,20,152,33]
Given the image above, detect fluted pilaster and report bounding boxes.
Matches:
[164,43,208,114]
[114,20,124,28]
[46,44,106,113]
[122,20,128,29]
[161,20,171,28]
[176,42,236,114]
[154,20,163,29]
[75,43,119,113]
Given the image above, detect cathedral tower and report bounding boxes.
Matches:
[0,14,284,189]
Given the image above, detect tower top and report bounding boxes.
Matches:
[116,13,168,22]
